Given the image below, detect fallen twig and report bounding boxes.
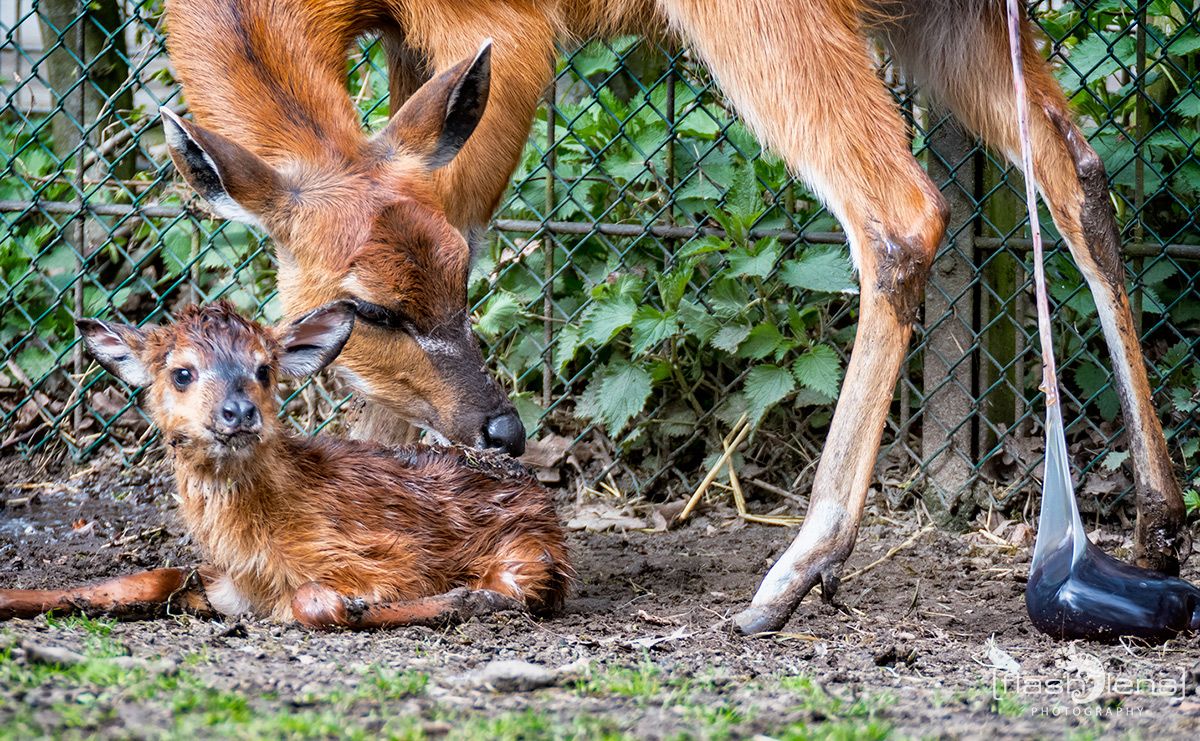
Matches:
[726,432,802,526]
[842,525,935,584]
[677,414,750,523]
[102,526,165,549]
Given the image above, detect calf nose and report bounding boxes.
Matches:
[218,397,259,433]
[483,412,525,457]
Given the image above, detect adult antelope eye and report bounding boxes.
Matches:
[171,368,194,389]
[352,299,410,332]
[256,365,271,384]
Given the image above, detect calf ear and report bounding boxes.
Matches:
[379,39,492,169]
[278,301,357,378]
[76,319,151,387]
[160,108,282,229]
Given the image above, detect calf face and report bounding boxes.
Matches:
[78,301,355,461]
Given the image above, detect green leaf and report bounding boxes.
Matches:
[677,301,721,344]
[1175,92,1200,118]
[581,295,637,345]
[1163,33,1200,57]
[1074,362,1120,421]
[554,324,583,372]
[728,238,782,279]
[1062,34,1136,88]
[780,246,857,293]
[569,39,629,78]
[1101,450,1130,472]
[674,235,728,261]
[578,360,653,435]
[510,392,544,435]
[1184,489,1200,516]
[792,345,843,399]
[1172,387,1197,415]
[710,323,751,354]
[744,364,796,424]
[476,291,522,339]
[658,404,698,439]
[677,104,723,139]
[630,306,680,356]
[656,262,694,311]
[737,322,787,360]
[707,278,751,318]
[725,162,762,222]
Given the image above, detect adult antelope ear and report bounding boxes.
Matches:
[76,319,151,387]
[160,108,283,229]
[379,39,492,169]
[277,301,357,378]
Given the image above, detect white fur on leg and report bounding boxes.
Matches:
[205,573,251,617]
[750,502,844,607]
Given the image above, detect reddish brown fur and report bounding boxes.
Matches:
[161,0,1186,633]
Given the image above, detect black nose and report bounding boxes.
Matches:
[484,412,525,457]
[218,397,259,433]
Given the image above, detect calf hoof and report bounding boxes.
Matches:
[456,588,524,618]
[292,582,348,628]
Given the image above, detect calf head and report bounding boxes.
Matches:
[78,301,355,463]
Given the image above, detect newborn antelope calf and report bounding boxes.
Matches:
[0,302,569,628]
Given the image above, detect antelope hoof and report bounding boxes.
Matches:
[292,582,349,628]
[455,588,524,618]
[733,540,850,636]
[733,603,797,636]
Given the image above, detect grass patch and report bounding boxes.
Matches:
[575,659,664,698]
[987,682,1028,718]
[776,719,894,740]
[44,614,117,637]
[449,709,630,741]
[0,635,434,741]
[0,631,906,741]
[780,675,893,719]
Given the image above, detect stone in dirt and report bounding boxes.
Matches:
[458,658,589,693]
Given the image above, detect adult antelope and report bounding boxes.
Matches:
[159,0,1187,634]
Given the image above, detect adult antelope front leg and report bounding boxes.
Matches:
[734,280,936,634]
[659,0,949,634]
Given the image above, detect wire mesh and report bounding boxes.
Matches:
[1,1,1197,518]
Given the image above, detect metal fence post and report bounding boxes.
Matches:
[921,111,979,522]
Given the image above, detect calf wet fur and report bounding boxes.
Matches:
[0,301,569,628]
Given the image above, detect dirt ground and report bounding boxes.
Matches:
[2,451,1199,740]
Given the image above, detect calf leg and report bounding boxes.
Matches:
[881,1,1188,573]
[0,568,214,621]
[291,582,523,630]
[660,0,949,634]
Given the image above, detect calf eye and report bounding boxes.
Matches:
[171,368,194,390]
[256,365,271,384]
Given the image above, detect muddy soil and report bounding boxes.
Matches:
[2,451,1200,739]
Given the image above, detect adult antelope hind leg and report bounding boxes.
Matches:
[880,1,1188,574]
[658,0,949,634]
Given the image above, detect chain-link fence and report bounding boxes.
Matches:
[2,1,1198,520]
